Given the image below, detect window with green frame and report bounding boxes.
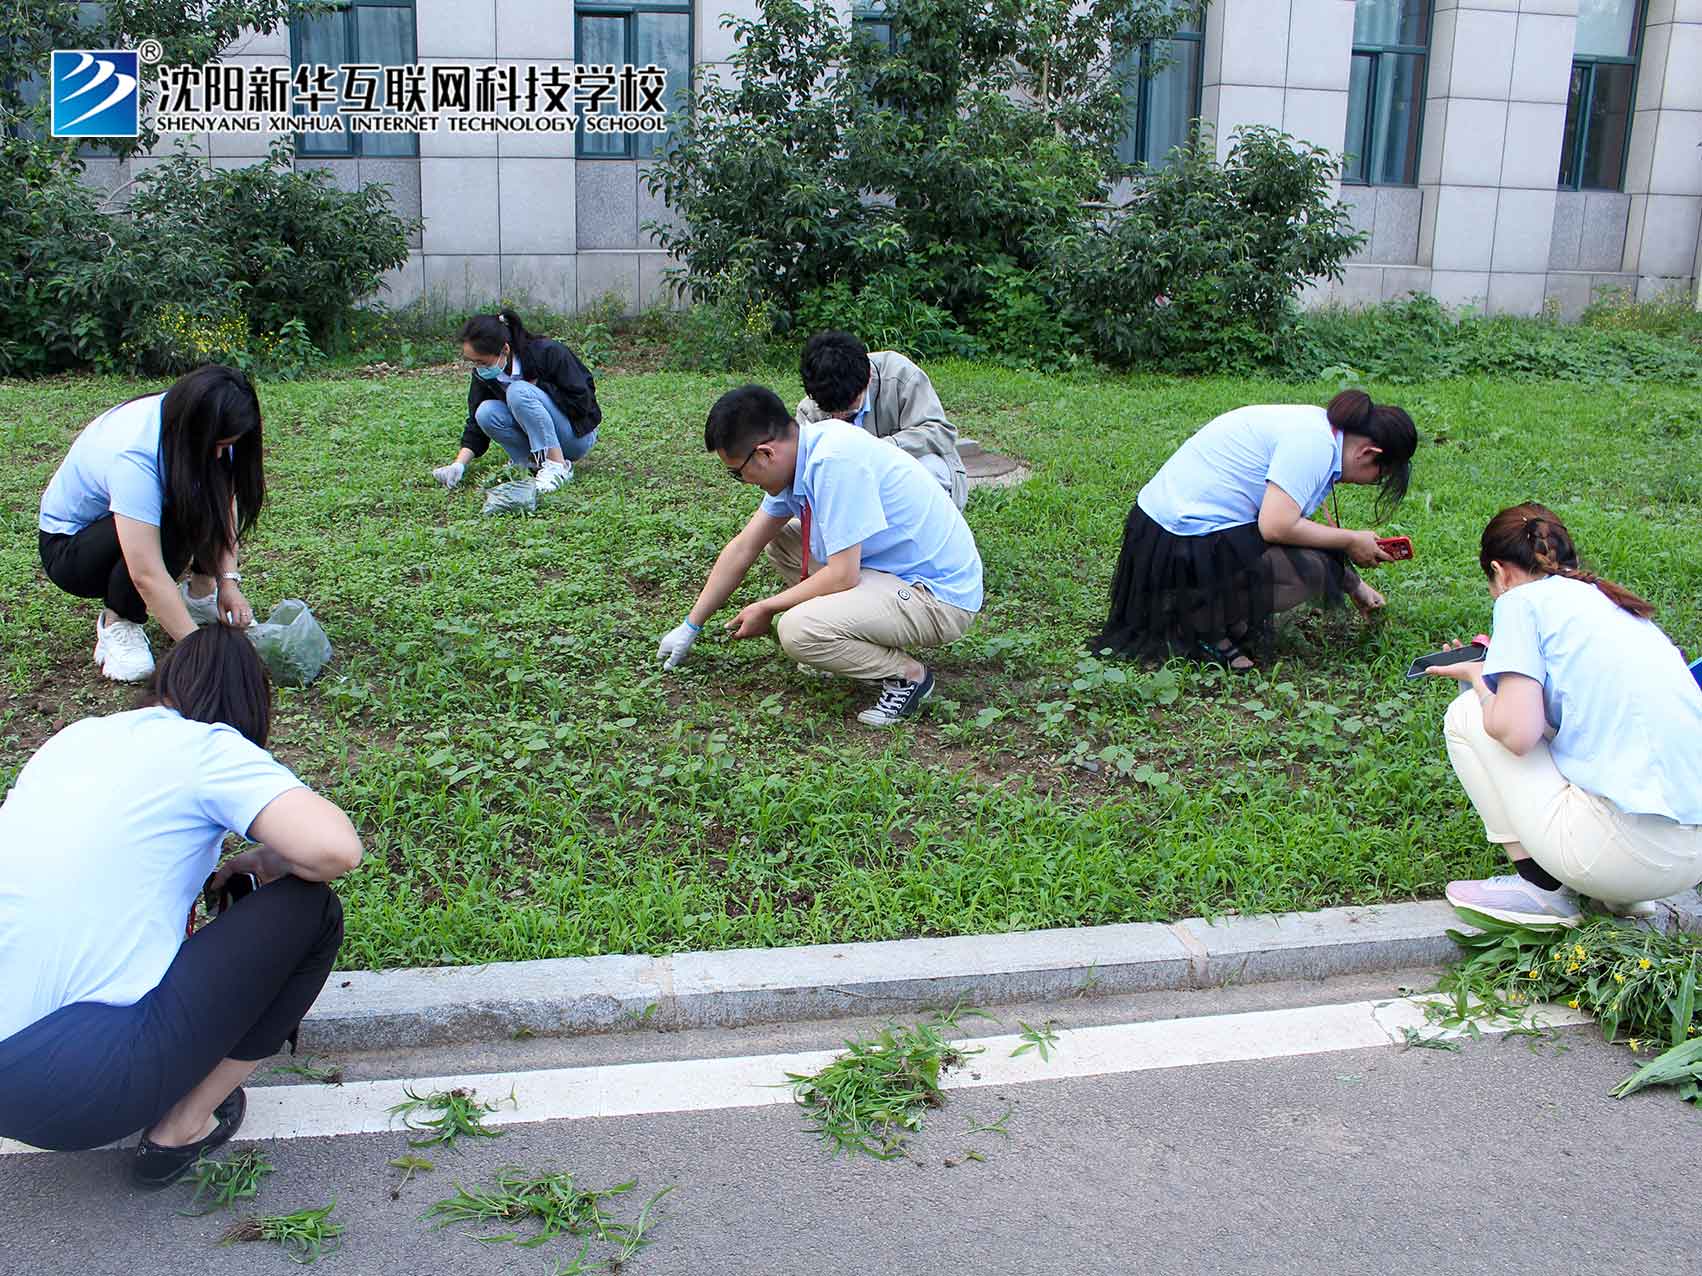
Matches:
[1558,0,1643,190]
[1342,0,1429,186]
[1115,13,1204,169]
[852,2,895,54]
[575,2,691,160]
[291,0,417,157]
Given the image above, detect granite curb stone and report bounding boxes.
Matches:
[299,891,1702,1054]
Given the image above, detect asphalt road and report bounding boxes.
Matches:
[2,972,1694,1276]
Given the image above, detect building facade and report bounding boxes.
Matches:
[82,0,1701,317]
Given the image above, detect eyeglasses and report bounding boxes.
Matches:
[727,443,764,481]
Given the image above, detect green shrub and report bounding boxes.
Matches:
[1046,126,1363,373]
[0,139,414,376]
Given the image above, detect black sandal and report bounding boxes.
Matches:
[131,1087,247,1188]
[1194,639,1256,673]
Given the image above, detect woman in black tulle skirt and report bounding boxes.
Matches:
[1090,390,1418,671]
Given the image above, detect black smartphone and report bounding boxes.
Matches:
[1406,642,1487,680]
[203,871,259,916]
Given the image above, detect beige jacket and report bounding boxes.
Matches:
[797,351,968,510]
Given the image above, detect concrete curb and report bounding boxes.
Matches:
[299,890,1702,1054]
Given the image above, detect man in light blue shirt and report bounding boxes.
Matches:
[656,385,983,728]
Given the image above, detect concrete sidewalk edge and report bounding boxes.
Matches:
[300,891,1702,1053]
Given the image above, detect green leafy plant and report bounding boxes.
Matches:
[1010,1020,1060,1061]
[423,1168,674,1262]
[788,1009,986,1158]
[220,1202,344,1264]
[270,1056,344,1086]
[388,1086,512,1148]
[1432,912,1702,1105]
[389,1154,435,1199]
[179,1147,274,1216]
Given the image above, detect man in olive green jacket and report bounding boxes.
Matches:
[795,331,969,511]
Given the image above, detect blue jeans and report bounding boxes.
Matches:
[475,380,598,467]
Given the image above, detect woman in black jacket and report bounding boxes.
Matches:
[431,310,603,494]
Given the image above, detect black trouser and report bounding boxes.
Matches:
[38,517,204,623]
[0,876,343,1152]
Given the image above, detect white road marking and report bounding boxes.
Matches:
[0,998,1589,1155]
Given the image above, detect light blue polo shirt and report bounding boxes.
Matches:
[760,420,983,612]
[1138,404,1344,537]
[1483,575,1702,825]
[0,706,306,1043]
[39,394,168,535]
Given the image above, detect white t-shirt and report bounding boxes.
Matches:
[497,355,524,386]
[38,394,168,535]
[1138,404,1344,537]
[1483,575,1702,824]
[0,707,305,1043]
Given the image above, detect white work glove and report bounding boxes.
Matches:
[657,619,702,670]
[432,460,465,489]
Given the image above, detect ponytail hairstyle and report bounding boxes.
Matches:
[458,308,534,368]
[1325,389,1417,517]
[158,365,264,575]
[1478,502,1655,619]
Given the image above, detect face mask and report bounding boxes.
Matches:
[475,363,503,381]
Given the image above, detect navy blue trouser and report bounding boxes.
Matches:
[0,876,343,1152]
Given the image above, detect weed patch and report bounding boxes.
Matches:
[220,1202,344,1264]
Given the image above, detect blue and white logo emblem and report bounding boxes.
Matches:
[51,50,140,138]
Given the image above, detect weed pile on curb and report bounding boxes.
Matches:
[219,1202,344,1264]
[424,1169,674,1270]
[789,1009,988,1158]
[388,1086,512,1148]
[1433,911,1702,1104]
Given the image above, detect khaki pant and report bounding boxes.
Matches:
[766,521,976,682]
[1443,690,1702,905]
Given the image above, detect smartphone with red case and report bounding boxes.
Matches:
[1377,536,1414,561]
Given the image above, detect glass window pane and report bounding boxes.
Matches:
[1352,0,1427,48]
[1579,60,1634,189]
[1343,53,1373,183]
[1367,50,1422,183]
[355,3,417,156]
[578,14,627,156]
[1114,45,1141,167]
[295,10,350,155]
[1140,37,1199,168]
[1558,62,1587,187]
[634,10,689,159]
[1574,0,1640,59]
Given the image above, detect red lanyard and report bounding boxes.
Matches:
[800,500,812,580]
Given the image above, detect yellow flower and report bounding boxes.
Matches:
[1614,973,1625,983]
[1566,964,1580,974]
[1567,998,1580,1009]
[1573,944,1586,959]
[1638,958,1652,970]
[1526,970,1539,980]
[1628,1038,1642,1052]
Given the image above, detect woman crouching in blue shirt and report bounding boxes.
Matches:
[0,625,362,1184]
[1430,504,1702,926]
[1090,390,1418,671]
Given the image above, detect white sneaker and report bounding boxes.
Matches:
[181,580,220,627]
[432,461,466,489]
[94,614,155,683]
[1445,873,1583,927]
[534,459,573,494]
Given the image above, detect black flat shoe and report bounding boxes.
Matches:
[131,1087,247,1188]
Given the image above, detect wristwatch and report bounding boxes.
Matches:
[221,571,243,583]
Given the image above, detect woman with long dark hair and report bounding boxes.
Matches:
[1090,390,1419,670]
[1429,504,1702,926]
[0,625,361,1183]
[430,308,602,494]
[37,365,266,682]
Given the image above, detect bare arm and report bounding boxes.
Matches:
[1257,483,1390,567]
[214,788,364,885]
[686,509,791,627]
[113,513,198,639]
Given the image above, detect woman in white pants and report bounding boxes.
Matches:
[1429,503,1702,926]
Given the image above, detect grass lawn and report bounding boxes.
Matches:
[2,364,1698,970]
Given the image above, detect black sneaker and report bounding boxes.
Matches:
[857,669,936,728]
[131,1087,246,1189]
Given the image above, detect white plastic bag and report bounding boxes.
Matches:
[481,474,537,516]
[246,600,333,687]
